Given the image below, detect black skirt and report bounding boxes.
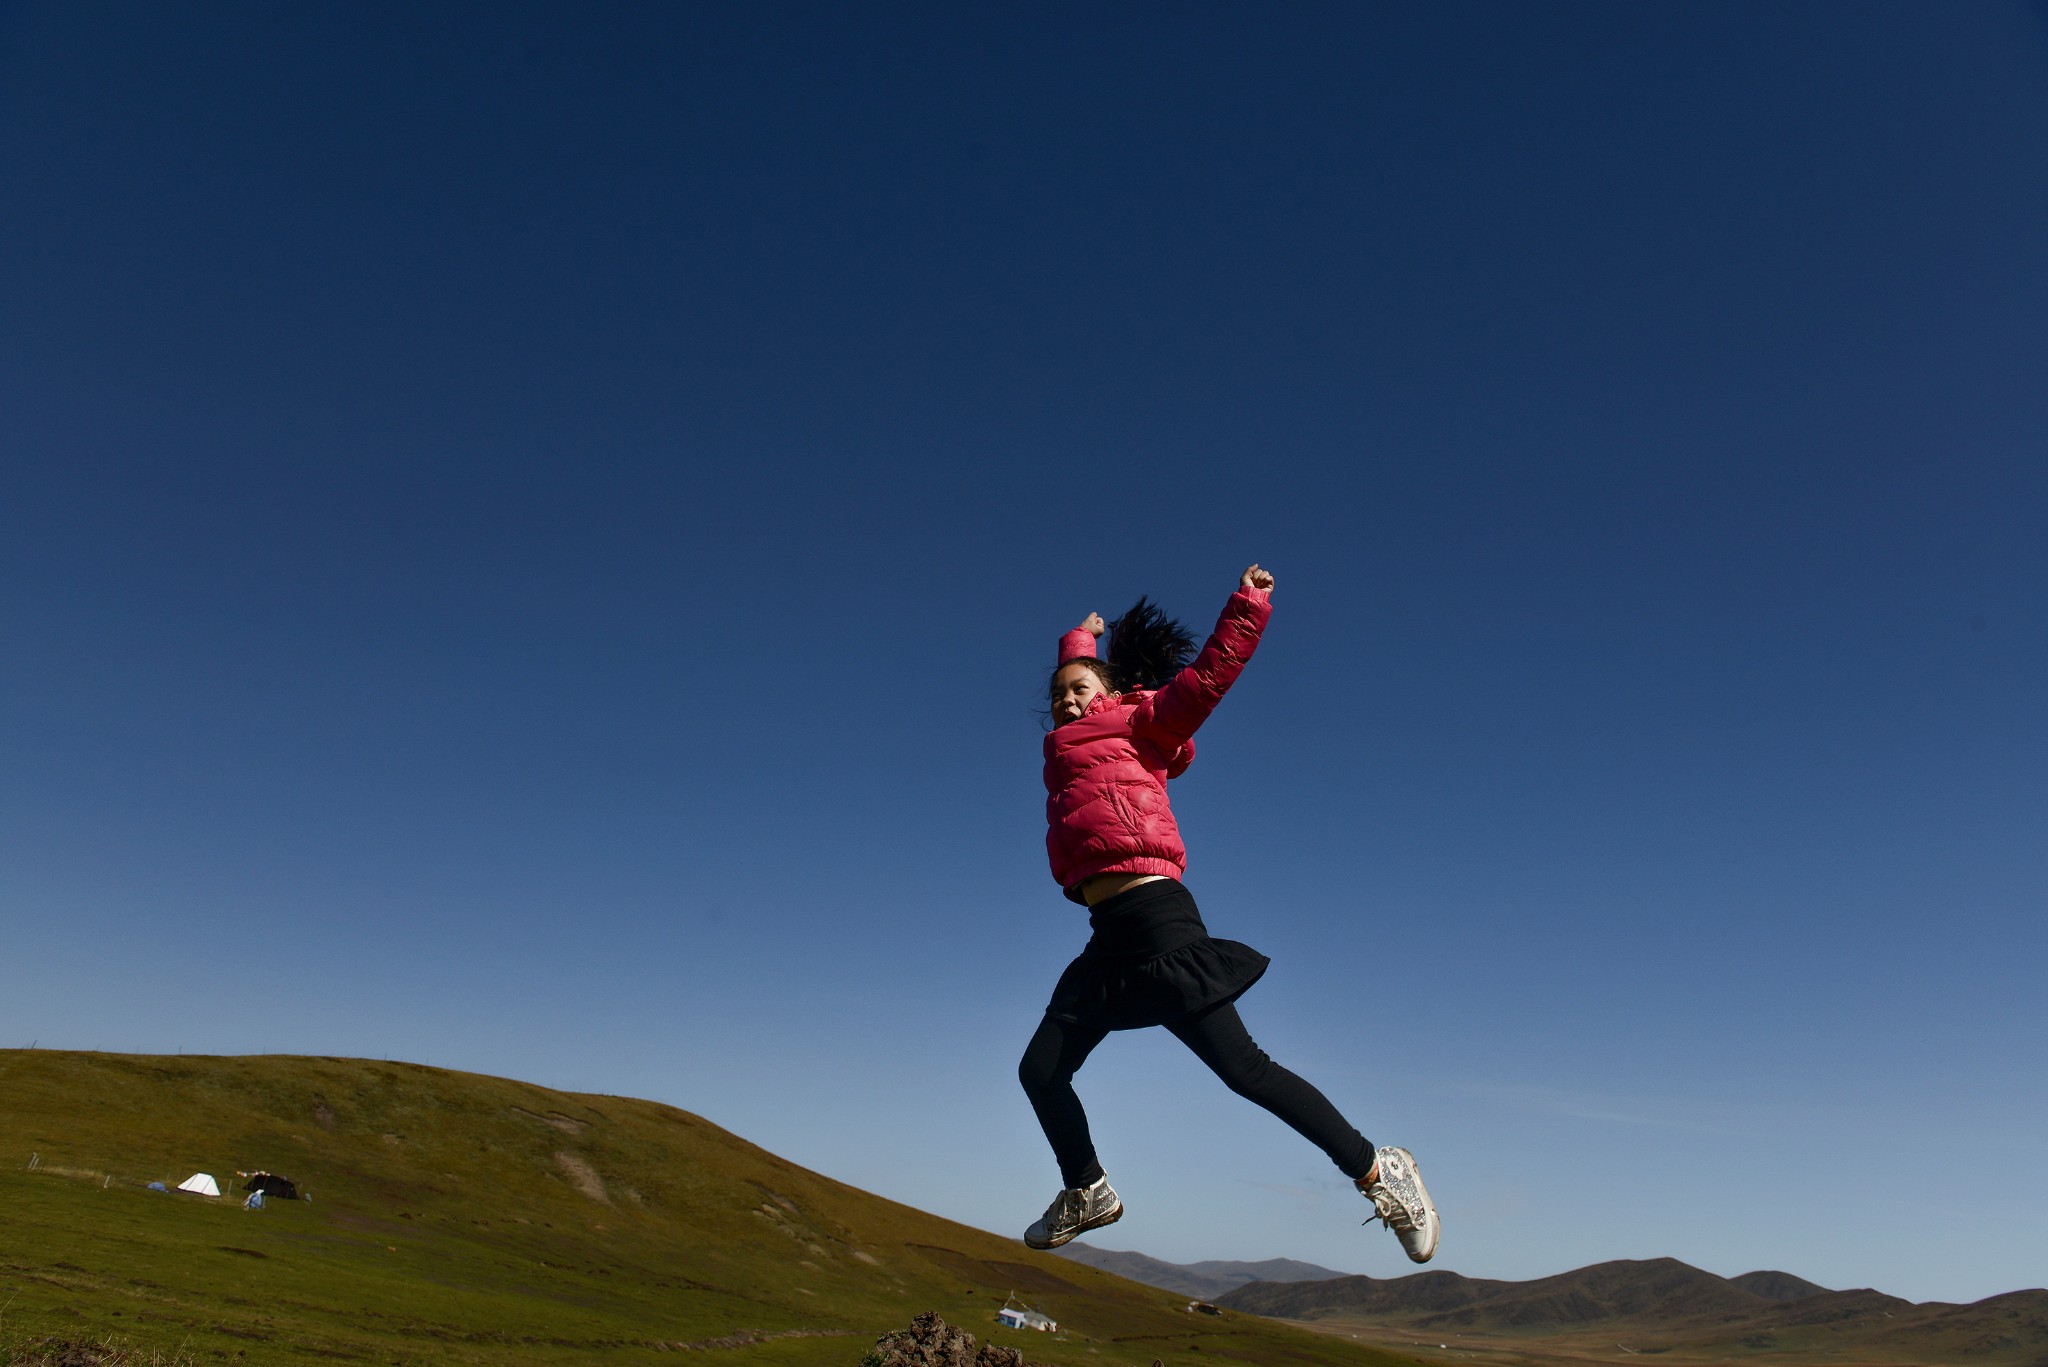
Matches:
[1045,879,1269,1031]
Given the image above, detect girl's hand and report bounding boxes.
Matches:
[1079,611,1106,637]
[1240,563,1275,593]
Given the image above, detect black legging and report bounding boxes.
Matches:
[1018,1001,1374,1189]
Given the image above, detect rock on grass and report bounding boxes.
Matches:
[870,1312,1046,1367]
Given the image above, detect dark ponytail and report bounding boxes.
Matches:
[1106,596,1196,691]
[1044,595,1198,710]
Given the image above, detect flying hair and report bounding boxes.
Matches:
[1106,596,1197,691]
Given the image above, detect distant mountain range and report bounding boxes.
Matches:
[1052,1245,1351,1301]
[1219,1256,2048,1366]
[1056,1246,2048,1366]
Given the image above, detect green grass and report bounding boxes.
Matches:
[0,1051,1421,1367]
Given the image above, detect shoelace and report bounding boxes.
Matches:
[1361,1182,1415,1233]
[1046,1189,1085,1228]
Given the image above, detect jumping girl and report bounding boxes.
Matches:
[1018,563,1439,1263]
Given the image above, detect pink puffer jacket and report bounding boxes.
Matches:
[1044,585,1272,900]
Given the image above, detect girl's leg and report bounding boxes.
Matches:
[1166,1001,1375,1180]
[1018,1013,1112,1189]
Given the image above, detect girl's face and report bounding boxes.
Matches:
[1051,662,1116,727]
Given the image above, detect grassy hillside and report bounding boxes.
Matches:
[0,1050,1421,1367]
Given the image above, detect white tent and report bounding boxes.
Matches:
[177,1172,221,1197]
[997,1299,1057,1333]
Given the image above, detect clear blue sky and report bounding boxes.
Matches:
[4,1,2044,1306]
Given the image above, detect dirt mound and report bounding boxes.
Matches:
[871,1312,1046,1367]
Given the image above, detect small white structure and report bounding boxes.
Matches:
[997,1300,1057,1333]
[176,1172,221,1197]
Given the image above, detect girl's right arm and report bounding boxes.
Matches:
[1138,565,1275,745]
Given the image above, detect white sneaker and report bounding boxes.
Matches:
[1023,1175,1122,1249]
[1359,1146,1438,1263]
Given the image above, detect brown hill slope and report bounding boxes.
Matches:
[1221,1271,1514,1321]
[1726,1269,1827,1301]
[1423,1258,1766,1329]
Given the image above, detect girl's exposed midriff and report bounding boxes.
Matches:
[1075,872,1167,906]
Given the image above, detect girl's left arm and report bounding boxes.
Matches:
[1139,565,1275,745]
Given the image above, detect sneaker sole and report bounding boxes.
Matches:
[1023,1197,1123,1250]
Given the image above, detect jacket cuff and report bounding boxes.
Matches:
[1058,628,1099,663]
